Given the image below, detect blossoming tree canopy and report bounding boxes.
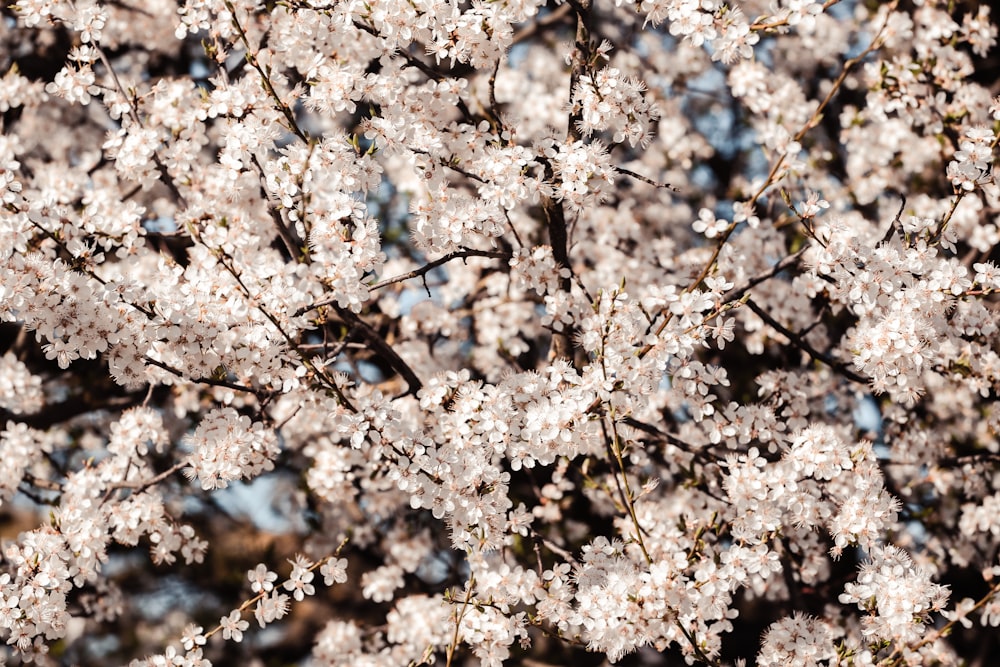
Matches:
[1,0,1000,664]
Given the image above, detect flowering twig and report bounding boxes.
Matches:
[878,579,1000,666]
[223,0,309,144]
[749,0,841,32]
[93,43,188,207]
[202,537,350,642]
[603,411,653,564]
[444,577,476,667]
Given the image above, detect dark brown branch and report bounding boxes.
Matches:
[298,249,508,315]
[411,148,487,183]
[542,194,576,361]
[143,356,264,395]
[879,196,907,245]
[333,305,424,396]
[541,0,593,364]
[226,0,310,144]
[249,153,305,260]
[0,392,145,431]
[934,451,1000,469]
[744,298,868,384]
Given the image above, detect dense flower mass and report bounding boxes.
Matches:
[1,0,1000,665]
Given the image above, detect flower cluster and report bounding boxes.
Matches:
[3,0,1000,665]
[184,408,279,491]
[948,125,996,191]
[0,352,43,415]
[758,613,838,666]
[840,545,950,646]
[571,66,661,147]
[543,138,616,211]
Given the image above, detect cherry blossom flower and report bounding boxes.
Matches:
[2,0,1000,664]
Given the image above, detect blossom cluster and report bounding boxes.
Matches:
[2,0,1000,665]
[571,64,661,147]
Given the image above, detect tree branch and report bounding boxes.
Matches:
[333,305,424,396]
[744,298,868,384]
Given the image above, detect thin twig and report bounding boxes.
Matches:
[107,461,188,494]
[371,249,509,293]
[749,0,841,32]
[720,248,807,304]
[614,166,679,192]
[511,4,573,46]
[444,578,476,667]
